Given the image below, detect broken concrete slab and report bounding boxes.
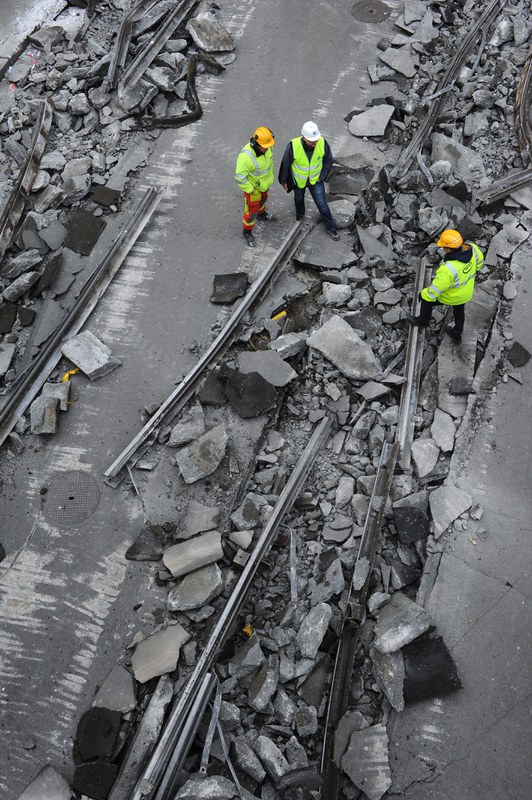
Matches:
[174,775,242,799]
[370,646,405,711]
[64,208,106,255]
[61,330,121,380]
[297,603,332,659]
[294,225,357,271]
[167,563,223,611]
[270,331,307,358]
[186,12,234,52]
[76,706,122,761]
[348,104,395,137]
[431,408,456,452]
[507,341,531,367]
[232,739,266,783]
[393,505,430,545]
[410,437,440,478]
[238,349,297,387]
[177,499,220,539]
[93,665,136,714]
[17,765,71,800]
[307,314,381,380]
[249,654,279,712]
[211,272,250,303]
[131,623,191,683]
[429,482,472,539]
[254,735,291,785]
[41,381,70,411]
[357,225,397,261]
[73,762,119,800]
[163,530,223,579]
[431,132,487,191]
[328,198,358,228]
[379,45,417,77]
[373,591,431,653]
[30,396,59,434]
[402,631,462,703]
[485,218,530,265]
[174,423,228,484]
[0,303,17,335]
[341,723,392,800]
[168,402,205,447]
[222,369,278,418]
[1,248,42,280]
[229,634,265,679]
[3,271,40,301]
[125,527,164,561]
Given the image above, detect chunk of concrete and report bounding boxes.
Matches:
[64,208,106,255]
[168,402,205,447]
[174,424,228,484]
[163,530,223,578]
[341,723,392,800]
[229,634,265,679]
[249,654,279,712]
[61,330,121,380]
[17,766,71,800]
[254,736,291,785]
[297,603,332,658]
[177,499,220,539]
[307,314,381,380]
[430,408,455,452]
[1,249,42,280]
[131,624,190,683]
[222,369,278,417]
[270,332,307,358]
[167,563,223,611]
[507,341,531,367]
[393,505,430,545]
[348,104,395,137]
[211,272,249,303]
[379,45,417,77]
[328,198,358,227]
[173,774,240,799]
[3,271,40,301]
[41,381,70,411]
[431,132,487,190]
[238,349,297,387]
[0,343,16,378]
[125,527,163,561]
[30,396,59,434]
[73,762,118,800]
[294,225,357,271]
[357,225,397,261]
[232,739,266,782]
[429,482,472,539]
[93,665,136,714]
[186,12,234,52]
[76,707,122,761]
[410,438,440,478]
[373,591,431,653]
[370,646,405,711]
[403,631,462,702]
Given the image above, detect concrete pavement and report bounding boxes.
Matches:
[388,236,532,799]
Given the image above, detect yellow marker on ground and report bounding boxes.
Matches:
[61,367,79,382]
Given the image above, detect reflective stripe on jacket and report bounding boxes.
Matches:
[235,143,274,194]
[290,136,325,188]
[421,242,484,306]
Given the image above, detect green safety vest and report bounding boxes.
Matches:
[421,242,484,305]
[290,136,325,188]
[234,143,274,194]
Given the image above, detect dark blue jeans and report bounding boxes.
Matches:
[294,181,336,231]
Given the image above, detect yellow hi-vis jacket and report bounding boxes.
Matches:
[291,136,325,188]
[421,242,484,306]
[234,142,274,194]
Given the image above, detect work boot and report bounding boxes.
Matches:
[405,313,429,327]
[296,213,305,221]
[327,229,340,241]
[243,230,256,248]
[258,211,276,222]
[446,325,462,341]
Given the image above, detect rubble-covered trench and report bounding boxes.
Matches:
[1,1,532,799]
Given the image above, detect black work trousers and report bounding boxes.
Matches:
[418,298,465,334]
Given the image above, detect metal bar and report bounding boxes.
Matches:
[320,442,399,800]
[106,0,160,88]
[130,416,331,800]
[395,0,508,176]
[515,47,532,167]
[0,98,53,261]
[396,258,428,469]
[104,221,306,486]
[120,0,198,89]
[476,165,532,204]
[0,187,162,447]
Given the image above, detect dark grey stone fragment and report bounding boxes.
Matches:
[91,185,122,206]
[449,377,475,395]
[278,768,323,791]
[507,341,531,368]
[222,369,278,418]
[403,631,462,702]
[299,653,332,708]
[211,272,250,303]
[17,306,36,327]
[72,761,119,800]
[64,209,106,255]
[198,371,227,405]
[0,303,16,334]
[393,506,430,544]
[75,706,122,761]
[126,527,164,561]
[0,543,5,563]
[31,250,62,297]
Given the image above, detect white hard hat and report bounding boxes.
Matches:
[301,121,321,141]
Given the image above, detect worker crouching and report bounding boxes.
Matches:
[234,126,275,248]
[407,229,484,342]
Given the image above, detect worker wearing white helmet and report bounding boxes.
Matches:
[278,121,339,241]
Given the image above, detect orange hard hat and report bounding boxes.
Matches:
[253,126,275,148]
[437,229,463,248]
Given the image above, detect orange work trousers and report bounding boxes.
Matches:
[242,189,268,231]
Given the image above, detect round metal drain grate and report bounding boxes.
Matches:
[43,470,100,527]
[351,0,391,23]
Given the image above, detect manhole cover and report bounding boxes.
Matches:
[351,0,391,23]
[42,471,100,527]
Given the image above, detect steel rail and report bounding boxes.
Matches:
[0,188,162,447]
[128,416,332,800]
[119,0,198,89]
[394,0,508,177]
[320,442,399,800]
[0,98,53,262]
[476,165,532,204]
[516,47,532,167]
[396,258,428,470]
[104,221,306,486]
[106,0,160,89]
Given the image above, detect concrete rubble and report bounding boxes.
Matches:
[4,1,531,799]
